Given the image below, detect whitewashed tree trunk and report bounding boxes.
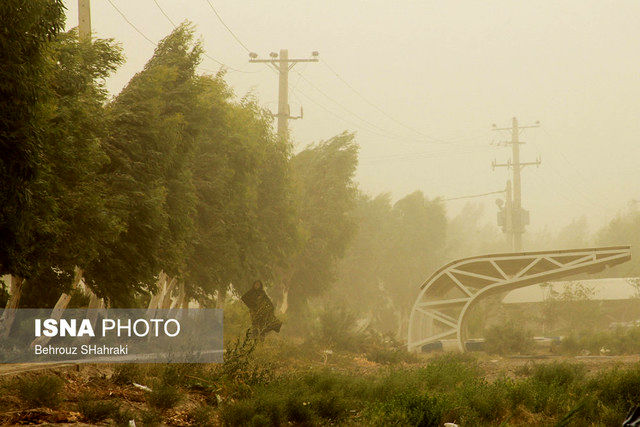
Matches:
[0,276,25,338]
[30,292,72,348]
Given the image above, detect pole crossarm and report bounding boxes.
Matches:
[249,59,319,63]
[407,246,631,353]
[249,50,318,139]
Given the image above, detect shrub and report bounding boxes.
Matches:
[531,362,586,388]
[310,305,365,351]
[484,322,534,355]
[140,408,162,425]
[77,396,119,423]
[189,404,214,426]
[111,364,144,385]
[112,407,136,426]
[365,336,419,365]
[418,353,480,391]
[587,365,640,409]
[147,381,181,411]
[375,392,450,426]
[216,330,273,386]
[221,400,259,426]
[16,374,64,408]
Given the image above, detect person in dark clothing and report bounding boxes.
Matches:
[241,280,282,339]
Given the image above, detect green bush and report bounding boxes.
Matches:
[375,392,450,426]
[77,396,119,423]
[531,362,586,388]
[484,322,534,355]
[112,407,136,426]
[111,364,144,385]
[16,374,64,408]
[587,365,640,409]
[559,327,640,355]
[310,305,364,351]
[140,408,162,425]
[189,404,214,426]
[147,381,181,411]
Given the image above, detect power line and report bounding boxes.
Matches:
[359,144,492,163]
[321,58,464,144]
[106,0,155,45]
[152,0,175,27]
[442,190,505,202]
[293,70,415,142]
[106,0,256,73]
[205,0,251,53]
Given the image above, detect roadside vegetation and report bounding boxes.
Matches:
[2,335,640,425]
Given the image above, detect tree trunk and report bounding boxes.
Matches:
[30,292,72,348]
[0,276,25,338]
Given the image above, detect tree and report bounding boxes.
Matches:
[19,30,124,307]
[596,202,640,277]
[85,23,205,305]
[285,132,359,310]
[332,191,447,335]
[0,0,64,278]
[186,81,296,302]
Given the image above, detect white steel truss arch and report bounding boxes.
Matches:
[407,246,631,352]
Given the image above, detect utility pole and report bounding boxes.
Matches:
[492,117,541,252]
[78,0,91,41]
[249,49,319,140]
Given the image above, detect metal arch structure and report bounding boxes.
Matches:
[407,246,631,353]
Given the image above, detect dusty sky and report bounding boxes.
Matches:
[62,0,640,241]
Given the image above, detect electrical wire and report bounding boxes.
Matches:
[106,0,156,45]
[205,0,251,53]
[321,58,471,144]
[442,190,505,202]
[107,0,256,73]
[152,0,175,27]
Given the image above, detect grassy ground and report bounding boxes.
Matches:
[1,334,640,426]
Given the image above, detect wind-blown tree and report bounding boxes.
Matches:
[0,0,64,279]
[19,30,124,307]
[330,193,398,329]
[596,202,640,277]
[284,132,359,311]
[85,23,205,305]
[186,78,297,303]
[332,190,446,334]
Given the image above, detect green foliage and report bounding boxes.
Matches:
[332,190,447,333]
[0,0,65,278]
[189,404,214,426]
[484,321,534,354]
[530,362,586,388]
[217,330,273,386]
[287,132,359,307]
[87,23,203,304]
[147,381,181,411]
[111,364,144,385]
[15,374,64,408]
[309,304,363,351]
[140,408,163,425]
[77,396,119,423]
[112,407,136,426]
[559,326,640,355]
[597,204,640,277]
[186,86,296,299]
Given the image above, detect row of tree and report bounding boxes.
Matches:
[0,2,358,311]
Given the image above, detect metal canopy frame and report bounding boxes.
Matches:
[407,246,631,352]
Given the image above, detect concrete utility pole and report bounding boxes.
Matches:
[249,49,319,139]
[492,117,541,252]
[78,0,91,41]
